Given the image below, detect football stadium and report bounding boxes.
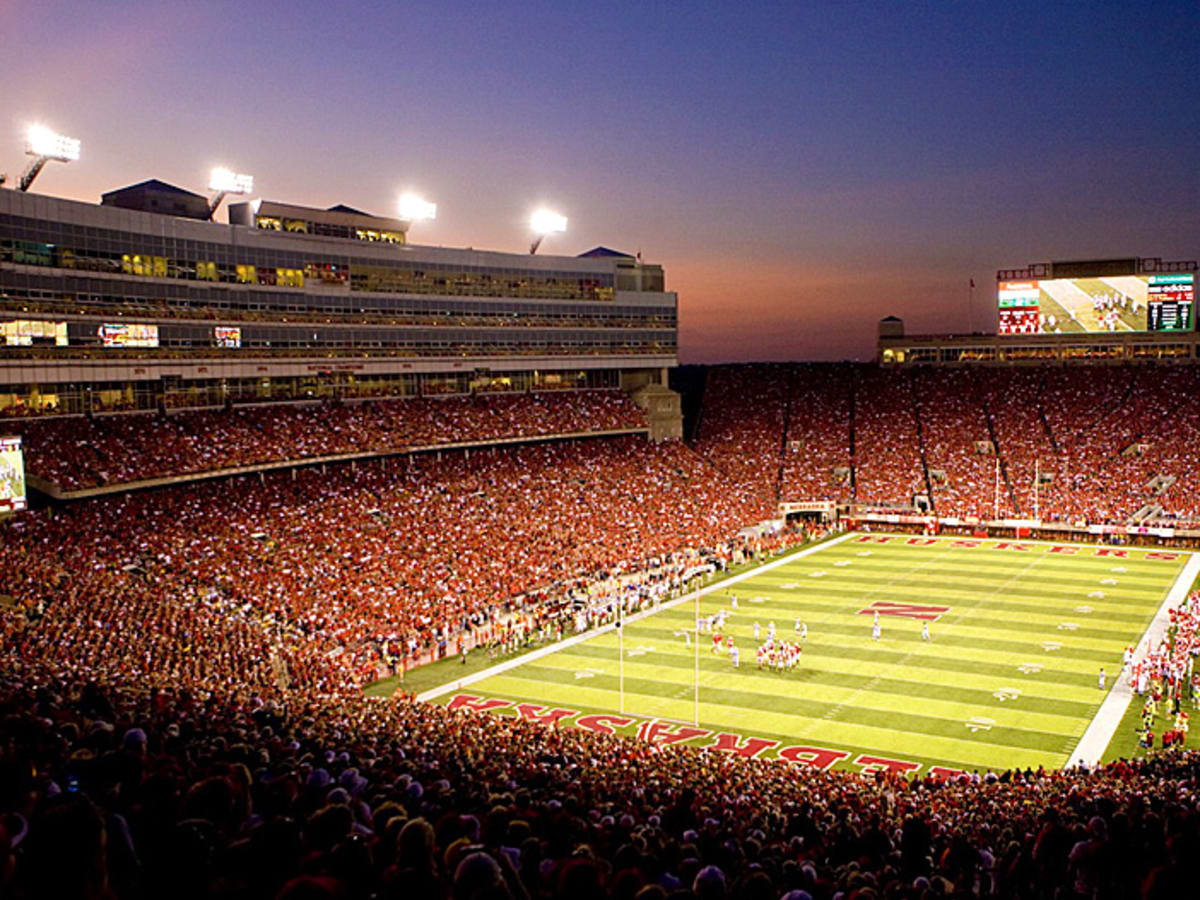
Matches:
[2,14,1199,896]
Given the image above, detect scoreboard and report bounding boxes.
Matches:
[998,273,1194,335]
[1147,274,1194,331]
[997,282,1040,335]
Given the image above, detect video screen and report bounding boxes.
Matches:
[1,319,68,346]
[214,326,241,348]
[98,323,159,347]
[0,436,26,513]
[998,274,1194,334]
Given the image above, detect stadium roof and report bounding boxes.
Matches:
[100,179,210,219]
[578,246,634,259]
[229,199,408,234]
[102,179,206,201]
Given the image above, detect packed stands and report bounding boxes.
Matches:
[691,364,791,515]
[851,368,925,508]
[1133,367,1200,526]
[779,364,854,503]
[0,435,769,690]
[2,656,1198,899]
[3,368,1200,899]
[4,390,648,491]
[12,362,1200,523]
[908,368,996,519]
[969,368,1048,519]
[692,362,1200,526]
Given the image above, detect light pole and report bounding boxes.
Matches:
[529,208,567,254]
[398,193,437,236]
[208,167,254,220]
[19,126,81,192]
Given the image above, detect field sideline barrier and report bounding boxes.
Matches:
[842,509,1197,540]
[1068,550,1200,767]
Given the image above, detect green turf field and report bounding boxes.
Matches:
[427,534,1193,776]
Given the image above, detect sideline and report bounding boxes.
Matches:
[416,531,855,702]
[1067,551,1200,768]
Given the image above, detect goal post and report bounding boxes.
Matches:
[615,574,703,727]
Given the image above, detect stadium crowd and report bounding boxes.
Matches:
[690,362,1200,527]
[779,365,853,505]
[11,363,1200,526]
[3,372,1200,898]
[3,390,648,491]
[0,435,776,691]
[2,655,1198,900]
[848,369,925,509]
[906,369,994,520]
[691,365,792,510]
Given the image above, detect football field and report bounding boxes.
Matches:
[429,534,1194,775]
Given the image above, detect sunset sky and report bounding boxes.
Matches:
[3,0,1196,361]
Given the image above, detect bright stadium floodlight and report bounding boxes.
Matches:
[398,192,437,223]
[529,208,567,254]
[207,166,254,220]
[19,125,81,192]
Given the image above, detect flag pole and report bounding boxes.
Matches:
[968,278,975,334]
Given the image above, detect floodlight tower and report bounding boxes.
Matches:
[207,167,254,220]
[19,126,81,192]
[398,192,437,235]
[529,208,567,254]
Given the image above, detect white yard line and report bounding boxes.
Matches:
[416,532,855,702]
[819,546,1046,723]
[1067,551,1200,768]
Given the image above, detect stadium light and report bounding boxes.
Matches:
[207,166,254,220]
[18,125,81,192]
[530,208,567,254]
[398,192,437,223]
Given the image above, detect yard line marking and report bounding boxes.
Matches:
[416,533,855,702]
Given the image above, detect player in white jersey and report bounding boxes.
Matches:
[872,621,881,642]
[921,621,931,642]
[754,621,761,641]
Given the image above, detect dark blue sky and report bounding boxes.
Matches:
[3,0,1196,359]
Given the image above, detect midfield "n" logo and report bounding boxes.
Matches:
[857,600,950,622]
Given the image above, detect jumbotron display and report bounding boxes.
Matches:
[998,273,1194,334]
[0,436,26,513]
